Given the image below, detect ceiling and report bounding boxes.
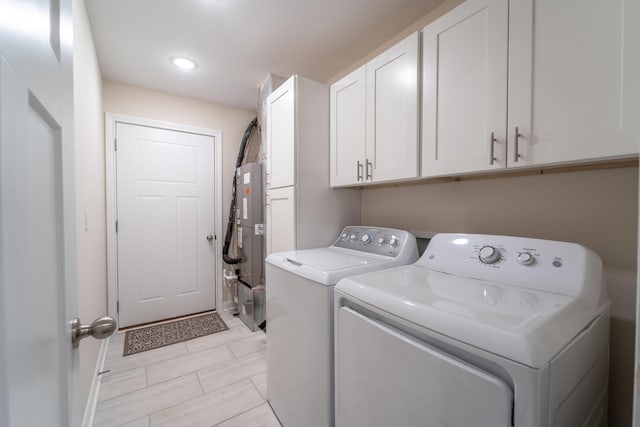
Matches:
[85,0,445,110]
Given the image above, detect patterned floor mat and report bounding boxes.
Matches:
[123,312,229,356]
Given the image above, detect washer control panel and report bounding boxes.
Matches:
[419,233,604,300]
[333,226,415,257]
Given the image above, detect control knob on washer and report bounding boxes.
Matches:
[479,246,501,264]
[361,234,372,245]
[377,237,385,246]
[389,236,399,248]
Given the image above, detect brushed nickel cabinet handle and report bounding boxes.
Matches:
[357,160,363,181]
[490,132,497,165]
[514,127,523,163]
[366,158,372,180]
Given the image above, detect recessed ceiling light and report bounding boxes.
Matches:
[171,57,197,70]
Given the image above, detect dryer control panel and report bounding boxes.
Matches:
[332,226,417,259]
[419,233,606,306]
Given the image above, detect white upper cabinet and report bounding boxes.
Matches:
[366,33,420,182]
[508,0,639,167]
[330,66,367,186]
[422,0,508,177]
[422,0,639,178]
[330,32,420,187]
[267,77,296,189]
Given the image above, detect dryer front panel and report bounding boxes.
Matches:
[335,307,513,427]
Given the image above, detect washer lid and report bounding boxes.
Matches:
[266,247,394,285]
[335,265,609,368]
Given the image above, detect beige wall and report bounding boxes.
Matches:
[360,167,638,426]
[73,0,107,419]
[102,80,257,310]
[328,0,638,424]
[328,0,464,84]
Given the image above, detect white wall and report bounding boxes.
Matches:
[72,0,106,420]
[328,0,638,424]
[102,80,257,310]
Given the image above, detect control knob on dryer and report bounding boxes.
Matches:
[479,246,501,264]
[361,234,372,245]
[517,252,535,266]
[389,236,399,248]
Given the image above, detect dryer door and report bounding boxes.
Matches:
[336,307,513,427]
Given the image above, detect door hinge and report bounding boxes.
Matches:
[115,220,118,233]
[114,138,117,151]
[116,300,119,313]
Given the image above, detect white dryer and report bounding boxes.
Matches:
[266,226,419,427]
[334,233,610,427]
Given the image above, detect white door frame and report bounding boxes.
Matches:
[105,113,223,324]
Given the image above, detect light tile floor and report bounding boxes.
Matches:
[93,313,281,427]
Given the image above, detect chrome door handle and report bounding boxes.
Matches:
[366,158,372,180]
[357,161,363,181]
[206,234,214,241]
[71,316,117,348]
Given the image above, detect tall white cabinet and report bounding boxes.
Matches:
[266,75,360,255]
[421,0,639,178]
[330,32,420,186]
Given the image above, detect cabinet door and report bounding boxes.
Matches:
[266,186,296,255]
[421,0,508,177]
[267,77,296,189]
[330,66,367,187]
[508,0,640,167]
[366,32,420,183]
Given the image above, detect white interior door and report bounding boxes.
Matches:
[0,0,79,426]
[116,122,216,328]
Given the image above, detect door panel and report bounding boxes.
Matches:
[336,307,512,427]
[0,0,77,425]
[422,0,508,177]
[268,78,296,189]
[508,0,639,166]
[330,66,366,186]
[366,32,419,182]
[116,123,216,328]
[266,186,296,255]
[176,197,199,294]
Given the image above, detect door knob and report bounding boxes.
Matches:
[71,316,117,348]
[206,234,214,241]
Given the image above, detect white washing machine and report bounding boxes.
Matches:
[334,233,610,427]
[265,226,419,427]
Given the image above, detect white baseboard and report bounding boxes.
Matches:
[82,337,110,427]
